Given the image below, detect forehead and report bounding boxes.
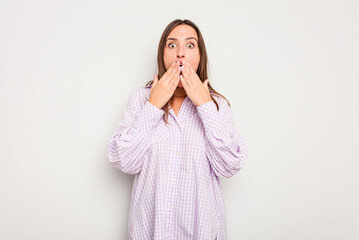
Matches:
[167,25,198,39]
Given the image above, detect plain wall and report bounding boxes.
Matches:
[0,0,358,239]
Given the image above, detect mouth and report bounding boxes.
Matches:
[179,62,183,75]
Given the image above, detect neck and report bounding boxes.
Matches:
[173,87,187,98]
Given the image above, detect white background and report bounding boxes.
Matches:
[1,0,358,239]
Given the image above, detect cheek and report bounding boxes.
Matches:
[163,51,170,64]
[188,52,200,67]
[163,60,172,71]
[190,60,200,71]
[163,52,176,69]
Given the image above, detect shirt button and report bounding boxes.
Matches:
[176,151,178,155]
[169,204,173,209]
[171,178,175,182]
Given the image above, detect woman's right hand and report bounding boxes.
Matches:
[149,61,182,109]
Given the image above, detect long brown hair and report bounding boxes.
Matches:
[145,19,230,124]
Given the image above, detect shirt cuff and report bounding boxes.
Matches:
[196,100,222,133]
[133,100,165,136]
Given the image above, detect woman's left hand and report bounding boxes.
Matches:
[179,61,212,106]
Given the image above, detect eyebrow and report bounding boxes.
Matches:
[166,37,198,42]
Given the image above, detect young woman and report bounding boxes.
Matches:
[108,19,248,240]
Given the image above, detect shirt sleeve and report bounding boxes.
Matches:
[196,98,248,178]
[108,88,164,175]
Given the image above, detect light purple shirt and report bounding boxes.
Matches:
[108,85,248,240]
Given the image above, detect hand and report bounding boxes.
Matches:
[179,61,212,106]
[149,61,182,109]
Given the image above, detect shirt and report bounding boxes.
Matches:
[108,85,248,240]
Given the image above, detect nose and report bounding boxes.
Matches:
[177,45,185,59]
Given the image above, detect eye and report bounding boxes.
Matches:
[187,43,194,48]
[168,43,176,48]
[167,42,195,49]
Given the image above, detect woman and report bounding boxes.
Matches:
[108,19,248,240]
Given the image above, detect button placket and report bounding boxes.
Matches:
[166,121,181,235]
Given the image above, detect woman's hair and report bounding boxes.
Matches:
[145,18,230,124]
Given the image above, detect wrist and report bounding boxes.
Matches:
[148,99,162,109]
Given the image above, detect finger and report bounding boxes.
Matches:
[182,64,190,81]
[171,74,180,90]
[203,79,209,89]
[170,61,179,74]
[178,65,184,77]
[185,63,201,85]
[152,74,158,87]
[164,62,179,82]
[168,61,177,71]
[183,64,192,84]
[171,61,181,72]
[162,62,177,79]
[180,74,189,90]
[170,64,181,83]
[186,62,196,75]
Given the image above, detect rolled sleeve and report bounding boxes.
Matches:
[196,100,222,133]
[133,100,165,136]
[196,97,248,178]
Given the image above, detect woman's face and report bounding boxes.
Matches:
[163,24,200,88]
